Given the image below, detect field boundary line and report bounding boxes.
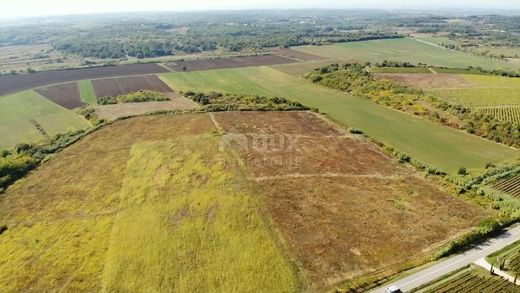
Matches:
[252,173,405,182]
[428,68,438,74]
[473,105,520,109]
[157,63,175,72]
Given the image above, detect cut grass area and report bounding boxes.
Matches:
[0,114,300,292]
[79,80,97,105]
[0,90,90,149]
[160,66,519,173]
[293,38,518,70]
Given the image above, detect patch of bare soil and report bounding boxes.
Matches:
[213,111,493,289]
[92,75,173,98]
[35,82,85,109]
[95,94,198,120]
[375,73,472,89]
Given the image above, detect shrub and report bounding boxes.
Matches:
[98,90,168,105]
[348,128,363,134]
[458,167,468,176]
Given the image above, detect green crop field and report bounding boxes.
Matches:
[160,66,519,173]
[293,38,518,70]
[0,90,90,149]
[79,80,97,105]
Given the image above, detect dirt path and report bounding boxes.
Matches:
[252,173,405,182]
[474,258,518,284]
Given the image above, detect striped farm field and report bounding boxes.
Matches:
[423,267,518,293]
[474,106,520,123]
[493,175,520,197]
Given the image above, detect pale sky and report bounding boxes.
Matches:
[1,0,519,19]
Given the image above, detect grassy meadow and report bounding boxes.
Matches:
[0,90,90,149]
[79,80,98,105]
[293,38,518,70]
[160,66,518,173]
[0,114,301,292]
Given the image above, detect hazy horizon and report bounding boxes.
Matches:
[1,0,520,19]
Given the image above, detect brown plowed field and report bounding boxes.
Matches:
[35,82,84,109]
[0,63,169,96]
[166,55,297,72]
[271,48,326,61]
[213,111,492,289]
[92,75,173,98]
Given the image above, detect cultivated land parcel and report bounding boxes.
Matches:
[160,66,519,174]
[293,38,519,70]
[0,90,89,149]
[0,112,492,291]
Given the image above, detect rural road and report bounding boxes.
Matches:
[370,224,520,293]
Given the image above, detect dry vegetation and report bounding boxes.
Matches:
[0,114,300,292]
[212,111,493,288]
[95,94,199,120]
[374,73,472,89]
[0,111,494,292]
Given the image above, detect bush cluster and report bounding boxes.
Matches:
[184,91,309,112]
[0,130,88,192]
[98,90,169,105]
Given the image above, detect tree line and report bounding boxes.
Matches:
[305,63,520,149]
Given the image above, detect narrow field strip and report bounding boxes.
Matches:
[252,173,406,182]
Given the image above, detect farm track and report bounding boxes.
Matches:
[252,172,406,182]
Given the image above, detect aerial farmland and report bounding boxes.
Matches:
[1,6,520,293]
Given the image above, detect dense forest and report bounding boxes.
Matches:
[0,11,518,62]
[0,11,403,59]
